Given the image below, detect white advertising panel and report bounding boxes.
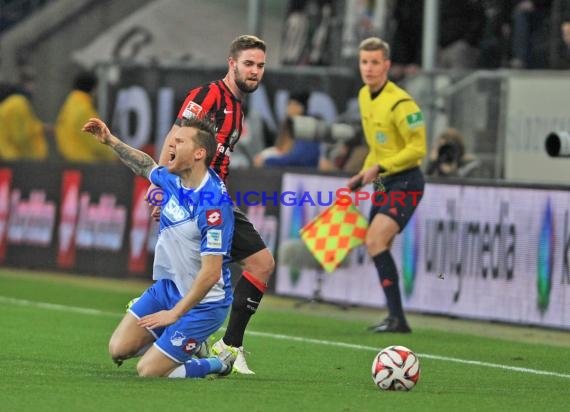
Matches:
[505,73,570,183]
[277,173,570,329]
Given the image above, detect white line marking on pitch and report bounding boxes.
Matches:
[247,331,570,379]
[0,296,120,317]
[2,296,569,379]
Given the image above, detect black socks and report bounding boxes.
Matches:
[372,250,406,321]
[223,272,265,347]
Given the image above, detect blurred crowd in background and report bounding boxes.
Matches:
[282,0,570,71]
[1,0,570,180]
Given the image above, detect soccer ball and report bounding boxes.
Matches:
[371,345,420,391]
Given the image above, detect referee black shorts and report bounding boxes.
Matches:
[369,167,424,232]
[230,206,268,262]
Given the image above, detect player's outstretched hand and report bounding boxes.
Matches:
[82,118,112,145]
[137,310,179,330]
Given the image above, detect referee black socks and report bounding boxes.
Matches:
[372,250,405,321]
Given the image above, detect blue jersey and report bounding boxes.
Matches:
[148,166,234,306]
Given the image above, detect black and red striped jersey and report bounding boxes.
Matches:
[175,79,244,182]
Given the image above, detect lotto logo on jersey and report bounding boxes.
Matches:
[182,101,203,119]
[206,209,222,225]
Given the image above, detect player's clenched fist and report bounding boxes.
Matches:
[82,118,112,145]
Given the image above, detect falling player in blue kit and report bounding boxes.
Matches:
[82,116,236,378]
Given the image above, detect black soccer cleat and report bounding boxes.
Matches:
[367,317,412,333]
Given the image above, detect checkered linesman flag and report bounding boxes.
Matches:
[300,203,368,273]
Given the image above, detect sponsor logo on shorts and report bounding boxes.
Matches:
[183,338,198,354]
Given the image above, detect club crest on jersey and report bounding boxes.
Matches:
[206,229,222,249]
[206,209,222,225]
[375,131,387,143]
[183,101,203,119]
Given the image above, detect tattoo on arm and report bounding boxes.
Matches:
[113,141,157,177]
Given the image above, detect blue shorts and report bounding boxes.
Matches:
[129,279,230,363]
[369,167,424,232]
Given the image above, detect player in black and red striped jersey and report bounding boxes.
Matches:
[175,80,243,181]
[152,35,273,374]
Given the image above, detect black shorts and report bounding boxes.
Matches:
[231,206,267,262]
[369,167,424,232]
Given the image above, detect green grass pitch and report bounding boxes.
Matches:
[0,268,568,412]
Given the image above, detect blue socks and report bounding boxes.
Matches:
[185,358,224,378]
[169,358,223,378]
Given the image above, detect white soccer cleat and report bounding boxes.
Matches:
[211,338,255,375]
[233,346,255,375]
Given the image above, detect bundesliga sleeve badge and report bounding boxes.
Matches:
[182,101,203,119]
[206,229,222,249]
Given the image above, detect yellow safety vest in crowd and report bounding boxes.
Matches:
[55,90,115,162]
[0,94,47,160]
